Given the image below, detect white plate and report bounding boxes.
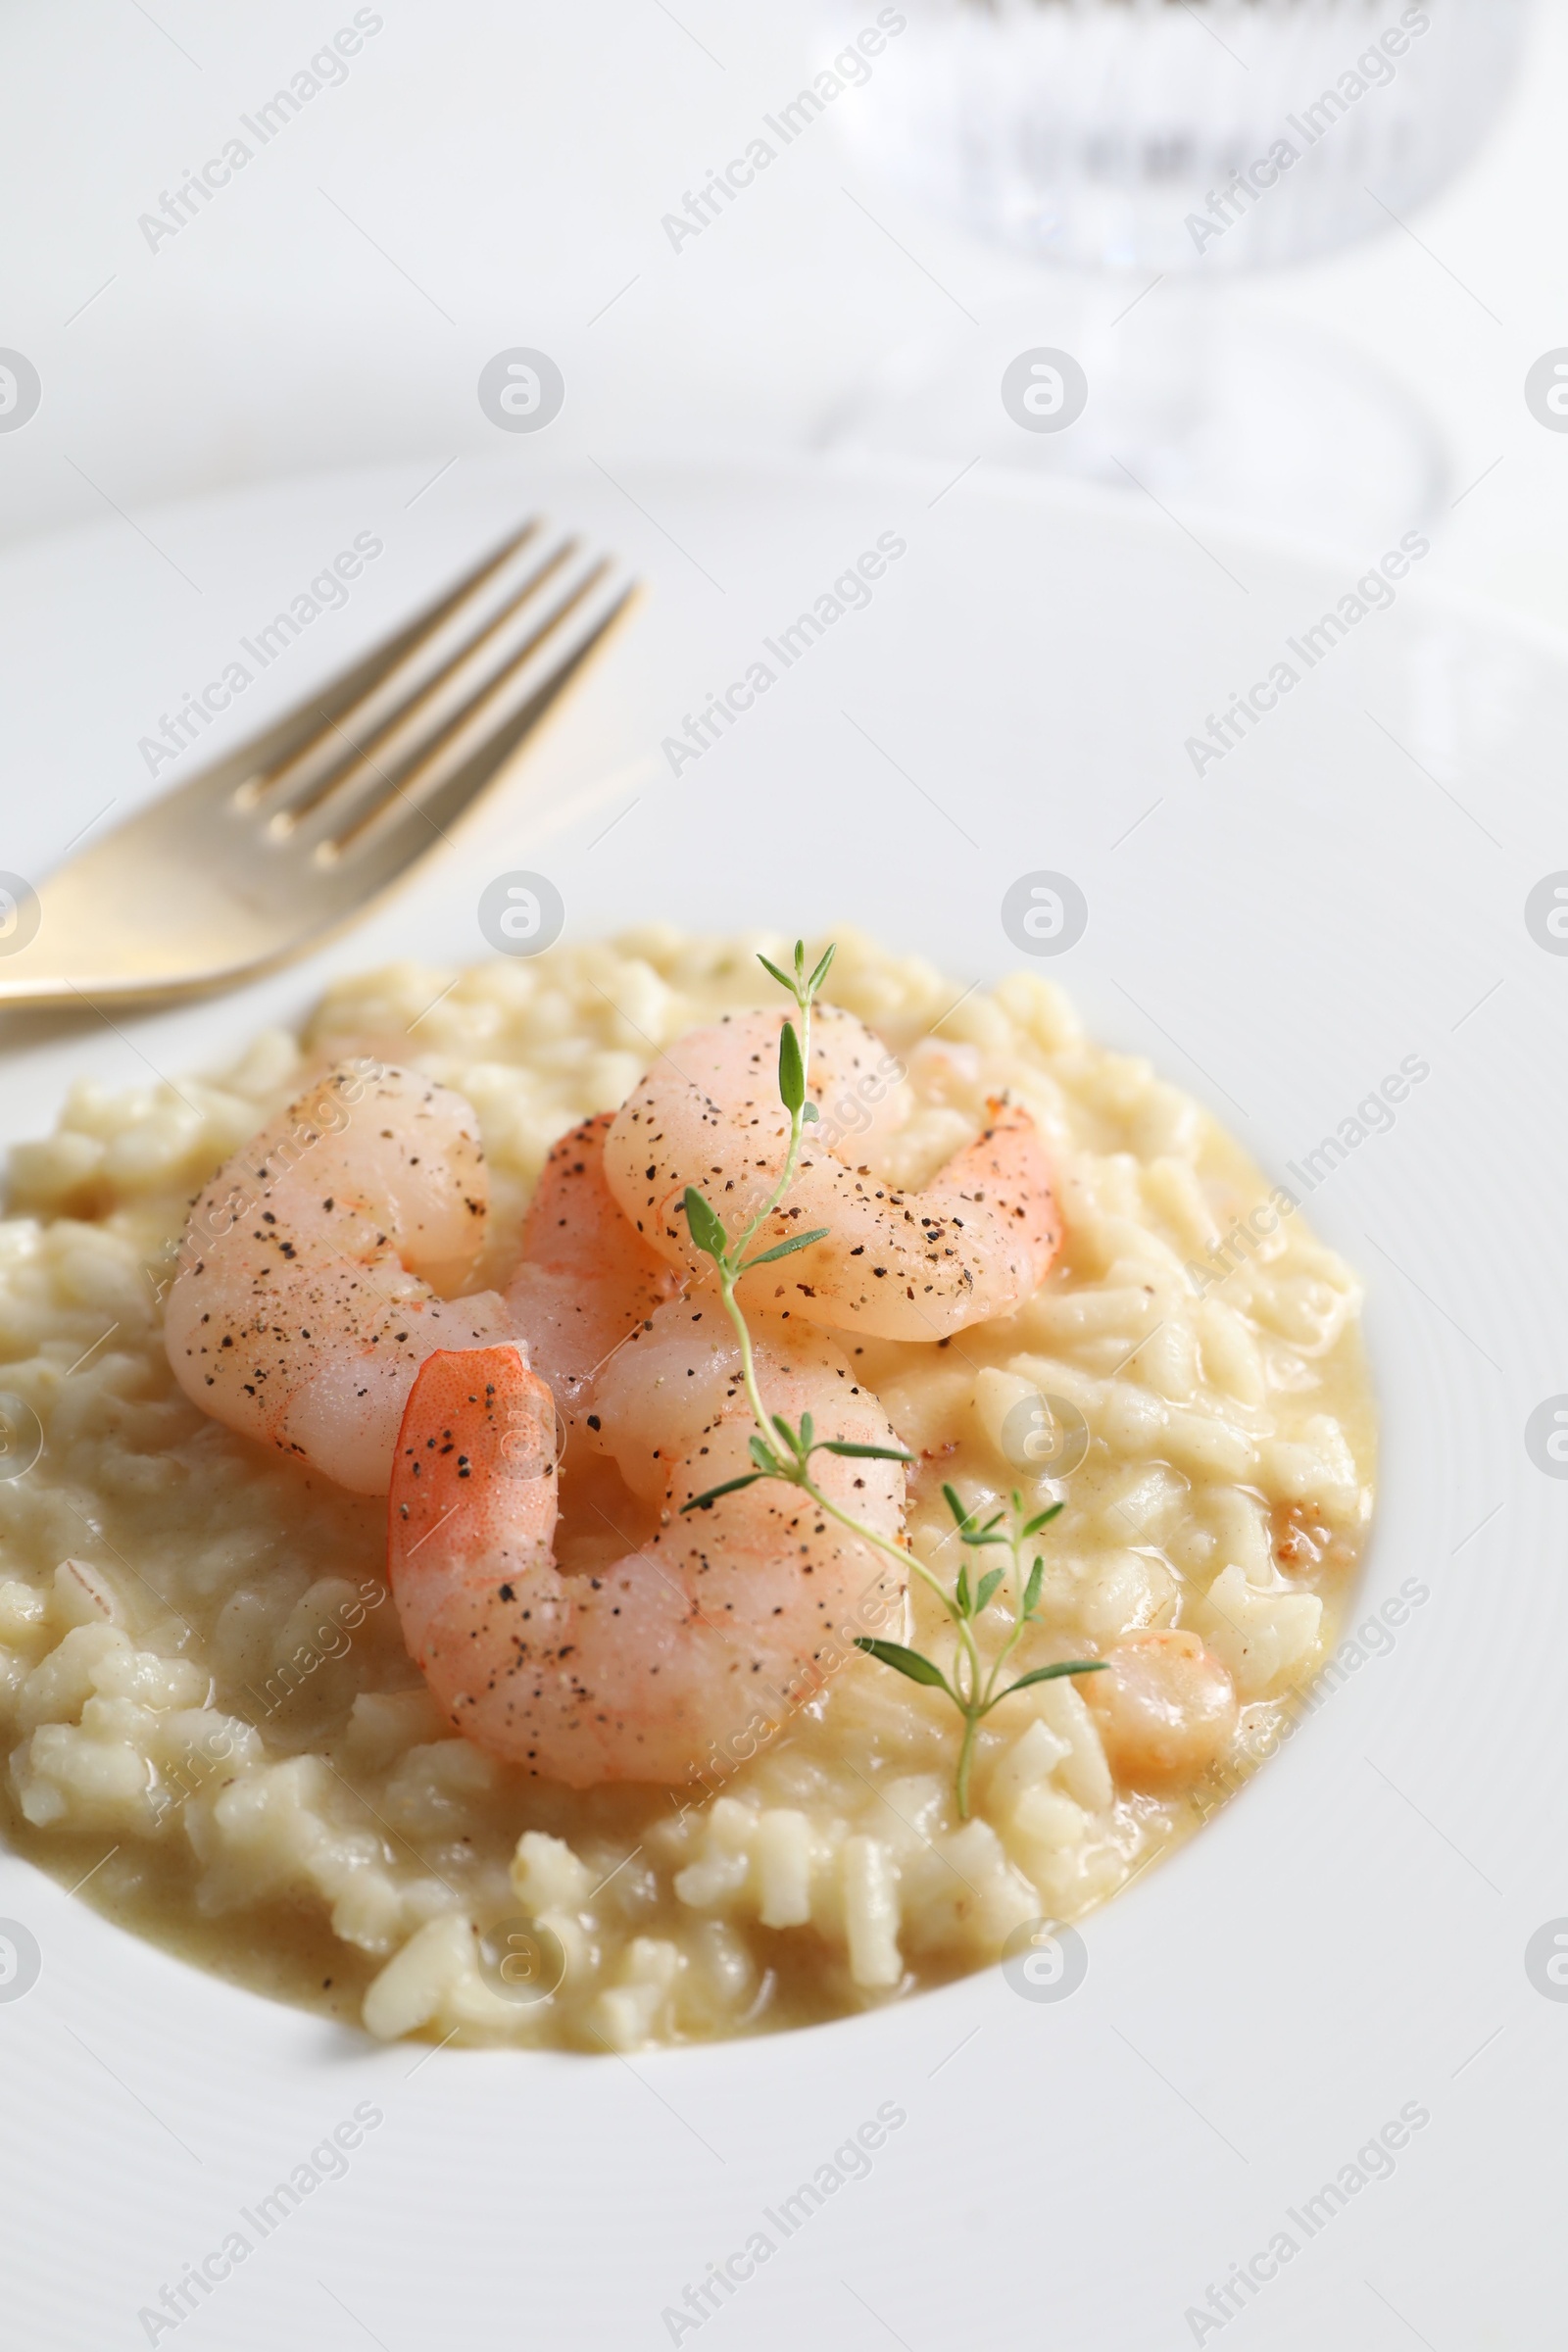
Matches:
[1,455,1562,2350]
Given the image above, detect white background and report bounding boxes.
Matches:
[2,0,1568,622]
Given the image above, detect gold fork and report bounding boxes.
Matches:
[0,519,638,1008]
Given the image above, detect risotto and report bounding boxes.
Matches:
[0,929,1372,2050]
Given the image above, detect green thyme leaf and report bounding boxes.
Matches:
[1022,1556,1045,1617]
[748,1435,783,1476]
[815,1441,915,1462]
[975,1568,1005,1614]
[937,1491,1002,1541]
[807,944,836,995]
[997,1660,1107,1700]
[854,1638,950,1691]
[1021,1501,1065,1538]
[955,1563,972,1616]
[680,1474,764,1512]
[778,1019,806,1113]
[799,1411,814,1450]
[741,1226,830,1269]
[682,1186,728,1261]
[757,954,794,994]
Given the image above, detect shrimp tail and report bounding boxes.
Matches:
[388,1345,559,1669]
[968,1094,1063,1286]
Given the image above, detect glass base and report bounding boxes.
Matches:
[820,286,1448,552]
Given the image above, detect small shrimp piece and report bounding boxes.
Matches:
[165,1062,513,1494]
[506,1113,683,1431]
[1272,1499,1348,1577]
[603,1006,1061,1341]
[1083,1629,1237,1794]
[387,1314,906,1788]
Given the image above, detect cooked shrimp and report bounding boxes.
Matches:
[387,1309,906,1786]
[602,1006,1061,1341]
[165,1061,513,1494]
[505,1113,682,1434]
[1083,1629,1237,1793]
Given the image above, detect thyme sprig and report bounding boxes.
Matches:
[858,1484,1104,1818]
[678,937,1102,1818]
[676,936,843,1460]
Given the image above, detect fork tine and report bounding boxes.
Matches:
[262,535,583,834]
[329,579,641,868]
[319,556,620,857]
[232,517,543,805]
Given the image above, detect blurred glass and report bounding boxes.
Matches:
[824,0,1529,542]
[835,0,1522,272]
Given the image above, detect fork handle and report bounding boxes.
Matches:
[0,839,295,1009]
